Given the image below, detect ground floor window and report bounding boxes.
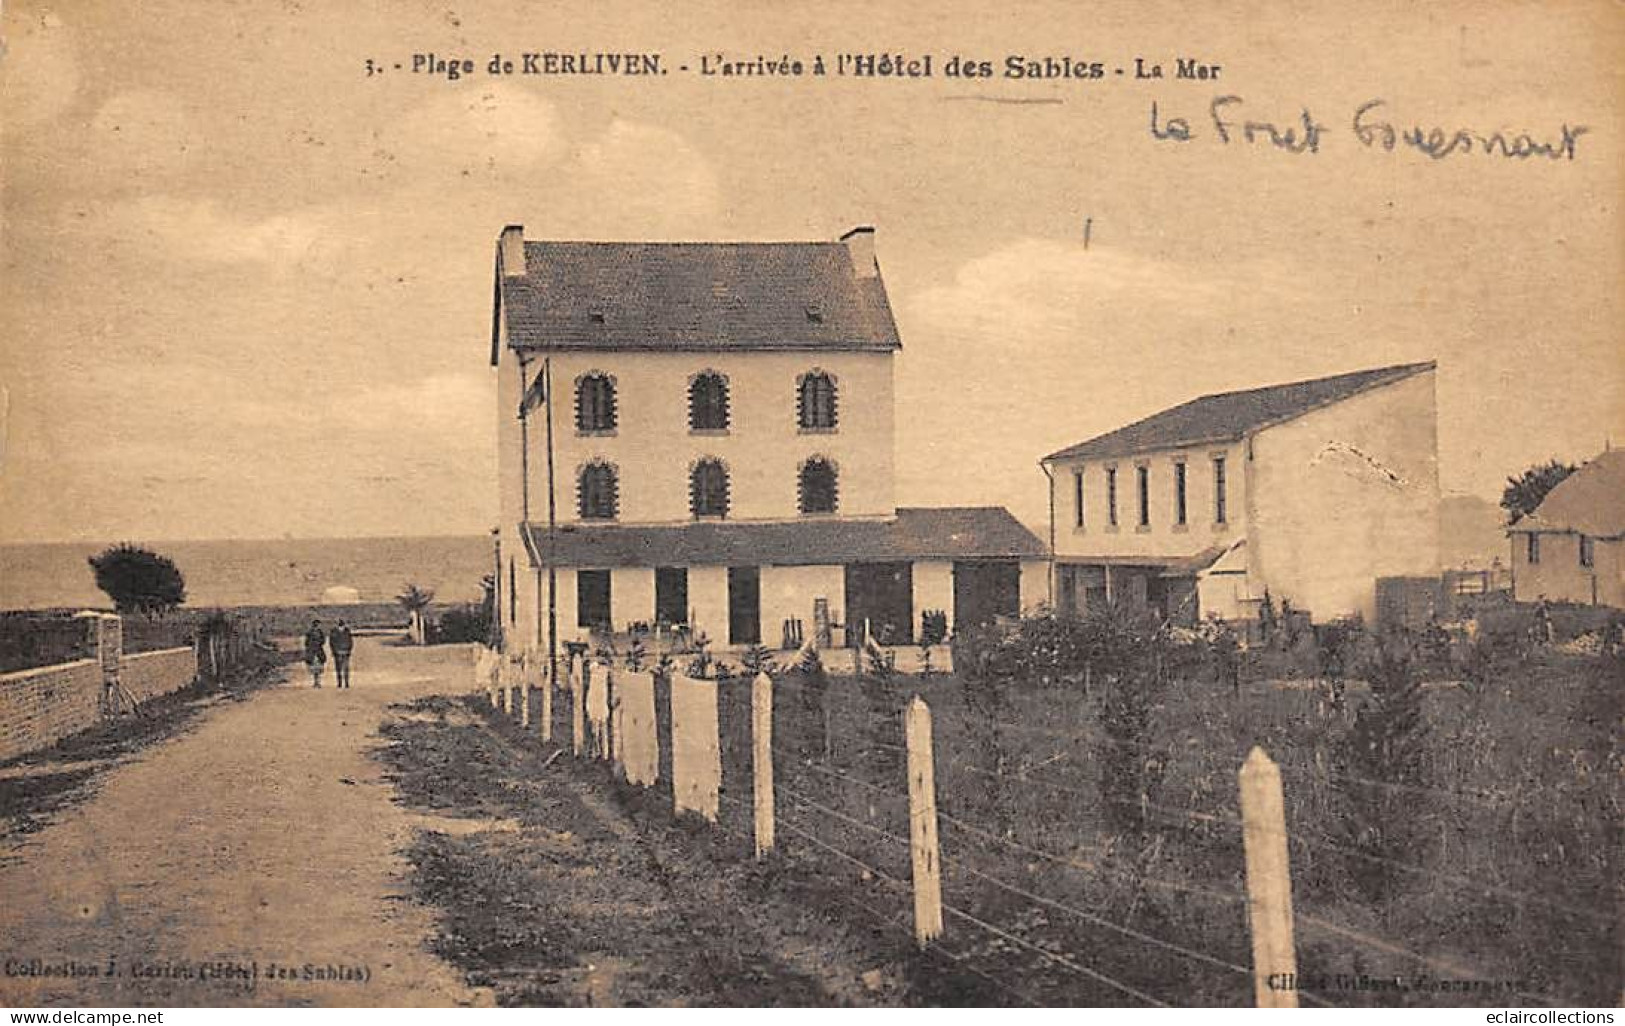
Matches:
[655,566,688,627]
[577,569,611,630]
[727,566,761,645]
[953,559,1021,630]
[844,562,913,645]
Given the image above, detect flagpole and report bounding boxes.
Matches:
[544,356,558,687]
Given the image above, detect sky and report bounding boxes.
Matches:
[1,0,1620,543]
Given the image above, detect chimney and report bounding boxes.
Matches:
[840,225,877,278]
[499,224,527,278]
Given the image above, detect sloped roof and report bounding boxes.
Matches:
[1160,540,1245,578]
[1507,449,1625,539]
[1044,362,1436,463]
[495,239,901,354]
[520,507,1044,569]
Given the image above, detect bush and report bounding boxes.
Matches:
[430,604,490,645]
[88,544,186,615]
[1336,632,1430,900]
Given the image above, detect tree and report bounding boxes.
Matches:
[396,582,435,645]
[1500,460,1575,524]
[87,544,186,615]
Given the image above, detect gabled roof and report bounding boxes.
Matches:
[1044,362,1437,463]
[519,507,1044,569]
[1507,449,1625,539]
[493,234,901,358]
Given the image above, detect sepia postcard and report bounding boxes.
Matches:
[0,0,1620,1014]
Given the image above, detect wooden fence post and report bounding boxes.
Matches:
[752,671,775,857]
[539,655,553,742]
[518,656,532,729]
[905,696,943,947]
[571,657,586,756]
[1239,746,1298,1008]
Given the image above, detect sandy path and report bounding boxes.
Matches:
[0,639,489,1008]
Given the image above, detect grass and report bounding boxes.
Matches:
[708,637,1620,1006]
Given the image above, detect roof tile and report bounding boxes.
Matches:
[521,507,1044,569]
[1045,362,1436,462]
[499,240,901,352]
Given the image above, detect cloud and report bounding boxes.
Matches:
[103,196,340,271]
[0,9,78,130]
[561,120,722,236]
[367,83,561,185]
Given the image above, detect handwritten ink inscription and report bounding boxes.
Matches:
[1151,96,1587,162]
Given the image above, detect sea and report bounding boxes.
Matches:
[0,536,492,611]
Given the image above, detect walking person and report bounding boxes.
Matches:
[330,618,354,689]
[303,619,327,688]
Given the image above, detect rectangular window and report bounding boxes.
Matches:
[1527,534,1540,565]
[1174,461,1188,526]
[508,558,517,625]
[1579,535,1594,568]
[1213,456,1228,524]
[577,569,612,629]
[655,567,688,626]
[1136,465,1150,527]
[1106,467,1118,526]
[1073,470,1084,528]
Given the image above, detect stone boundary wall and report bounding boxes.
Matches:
[0,623,201,762]
[0,659,103,762]
[120,647,199,704]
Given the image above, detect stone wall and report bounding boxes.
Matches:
[0,659,103,762]
[0,616,201,763]
[121,647,199,704]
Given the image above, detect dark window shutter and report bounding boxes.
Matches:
[690,459,730,518]
[798,458,838,514]
[578,463,619,520]
[689,373,730,431]
[575,375,617,432]
[797,372,838,430]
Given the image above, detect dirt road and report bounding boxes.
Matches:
[0,639,490,1007]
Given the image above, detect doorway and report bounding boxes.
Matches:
[655,567,688,628]
[727,566,761,645]
[952,559,1021,630]
[577,569,611,630]
[844,562,914,645]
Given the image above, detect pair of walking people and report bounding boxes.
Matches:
[303,619,354,688]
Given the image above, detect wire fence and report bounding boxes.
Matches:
[479,647,1616,1008]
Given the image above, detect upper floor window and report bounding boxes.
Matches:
[690,458,730,518]
[1173,461,1188,526]
[1527,533,1541,565]
[798,457,839,515]
[575,373,617,433]
[797,371,838,431]
[578,461,619,521]
[1106,466,1119,527]
[1213,456,1228,524]
[689,371,730,432]
[1579,535,1594,568]
[1136,465,1151,528]
[1073,469,1085,528]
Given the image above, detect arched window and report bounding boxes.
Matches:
[690,458,730,518]
[797,371,838,431]
[688,371,730,432]
[577,461,619,521]
[575,373,617,433]
[798,457,838,515]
